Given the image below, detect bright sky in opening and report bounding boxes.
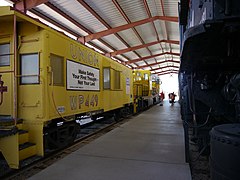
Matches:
[160,74,179,99]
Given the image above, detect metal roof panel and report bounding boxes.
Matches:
[86,0,128,28]
[35,4,88,36]
[117,29,142,46]
[117,0,148,22]
[49,0,107,33]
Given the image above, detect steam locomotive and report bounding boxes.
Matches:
[179,0,240,179]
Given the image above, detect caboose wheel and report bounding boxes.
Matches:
[113,111,121,122]
[44,121,80,151]
[91,115,98,121]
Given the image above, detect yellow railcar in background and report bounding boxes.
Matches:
[133,70,160,113]
[0,7,133,169]
[151,74,161,104]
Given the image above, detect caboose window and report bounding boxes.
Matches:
[50,54,64,86]
[0,43,10,66]
[20,53,39,84]
[144,73,148,80]
[113,70,121,90]
[103,68,110,89]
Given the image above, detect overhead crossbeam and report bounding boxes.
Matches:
[153,69,179,75]
[105,39,179,57]
[44,2,131,61]
[137,60,180,69]
[150,65,180,71]
[14,0,49,12]
[78,16,178,43]
[76,0,142,64]
[125,52,180,65]
[112,0,154,65]
[157,71,179,76]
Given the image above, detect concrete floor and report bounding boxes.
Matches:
[29,101,191,180]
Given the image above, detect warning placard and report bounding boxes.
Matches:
[67,60,100,91]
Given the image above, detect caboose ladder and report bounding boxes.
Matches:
[18,128,37,162]
[0,122,38,169]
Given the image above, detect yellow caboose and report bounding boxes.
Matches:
[0,7,133,169]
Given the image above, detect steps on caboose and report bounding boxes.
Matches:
[19,142,37,161]
[18,129,29,144]
[0,126,18,138]
[0,115,22,126]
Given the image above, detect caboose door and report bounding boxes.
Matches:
[0,41,14,124]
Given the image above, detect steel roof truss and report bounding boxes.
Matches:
[105,39,179,57]
[137,60,180,69]
[78,16,178,43]
[14,0,49,12]
[126,52,180,65]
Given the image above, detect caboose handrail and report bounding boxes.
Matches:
[15,74,39,77]
[15,74,46,118]
[0,53,14,57]
[0,71,14,73]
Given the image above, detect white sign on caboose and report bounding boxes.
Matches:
[67,60,100,91]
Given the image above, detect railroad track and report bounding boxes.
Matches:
[1,116,132,180]
[188,128,211,180]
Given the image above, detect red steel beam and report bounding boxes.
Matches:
[44,2,131,60]
[159,0,173,57]
[125,52,180,65]
[14,0,49,12]
[112,0,152,68]
[113,1,149,67]
[153,69,179,74]
[76,1,132,49]
[45,2,91,34]
[29,1,131,65]
[150,65,179,71]
[78,15,178,43]
[143,0,164,54]
[105,40,179,57]
[76,0,110,29]
[157,71,178,76]
[143,0,159,64]
[30,9,111,55]
[76,0,142,63]
[160,0,168,39]
[143,0,159,40]
[29,9,79,37]
[137,60,180,69]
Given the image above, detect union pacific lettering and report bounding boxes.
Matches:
[70,43,99,67]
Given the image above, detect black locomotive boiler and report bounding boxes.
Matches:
[178,0,240,179]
